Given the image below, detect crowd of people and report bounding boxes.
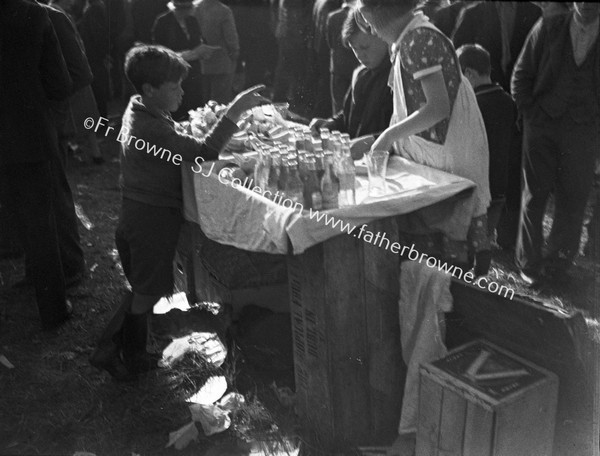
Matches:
[1,1,599,381]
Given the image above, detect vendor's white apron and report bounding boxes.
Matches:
[389,15,491,217]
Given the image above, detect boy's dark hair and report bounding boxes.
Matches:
[456,44,491,76]
[124,45,190,94]
[342,9,363,47]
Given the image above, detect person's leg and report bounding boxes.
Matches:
[49,151,86,282]
[118,201,183,372]
[546,123,599,271]
[496,131,523,250]
[516,123,559,277]
[2,162,70,329]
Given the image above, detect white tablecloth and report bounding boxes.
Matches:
[182,155,476,254]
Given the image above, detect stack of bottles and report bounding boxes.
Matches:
[252,128,357,212]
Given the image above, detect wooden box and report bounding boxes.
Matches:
[417,340,558,456]
[288,218,406,451]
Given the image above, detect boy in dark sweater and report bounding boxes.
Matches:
[310,10,392,138]
[90,45,267,381]
[457,44,518,275]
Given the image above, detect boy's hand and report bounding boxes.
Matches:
[224,85,270,123]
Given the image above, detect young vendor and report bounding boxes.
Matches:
[90,44,268,381]
[310,9,393,139]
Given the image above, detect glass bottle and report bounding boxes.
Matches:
[283,159,304,208]
[303,158,322,210]
[339,135,356,206]
[267,147,281,196]
[321,153,339,210]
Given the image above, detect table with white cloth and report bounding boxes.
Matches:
[181,154,476,449]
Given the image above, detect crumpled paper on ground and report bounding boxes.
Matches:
[189,392,245,436]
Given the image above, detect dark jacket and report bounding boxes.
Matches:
[474,83,517,199]
[0,0,72,165]
[44,4,93,94]
[453,1,540,91]
[511,13,600,121]
[329,58,393,138]
[152,10,202,52]
[77,0,109,65]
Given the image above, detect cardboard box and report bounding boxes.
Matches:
[417,340,559,456]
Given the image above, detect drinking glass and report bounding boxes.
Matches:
[366,149,389,197]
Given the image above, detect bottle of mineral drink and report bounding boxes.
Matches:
[313,139,325,181]
[267,147,280,196]
[321,153,339,210]
[283,159,304,208]
[320,128,331,153]
[254,148,270,191]
[303,132,314,154]
[278,152,289,192]
[303,158,323,210]
[338,134,356,206]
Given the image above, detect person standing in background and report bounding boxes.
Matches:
[153,0,215,119]
[512,2,600,285]
[311,0,342,117]
[1,0,75,329]
[272,0,314,114]
[195,0,240,103]
[78,0,111,119]
[327,1,359,114]
[453,1,541,92]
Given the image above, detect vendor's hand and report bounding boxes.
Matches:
[224,85,270,123]
[309,118,332,135]
[371,132,394,155]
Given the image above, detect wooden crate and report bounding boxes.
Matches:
[288,217,406,451]
[186,222,289,316]
[417,340,558,456]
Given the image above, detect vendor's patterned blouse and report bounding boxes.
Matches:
[398,26,461,145]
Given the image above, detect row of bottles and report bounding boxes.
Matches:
[253,128,356,211]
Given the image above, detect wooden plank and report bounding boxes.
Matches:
[322,232,371,446]
[493,377,558,456]
[364,217,405,443]
[438,389,466,456]
[416,373,443,456]
[287,244,335,443]
[462,401,493,456]
[449,281,597,456]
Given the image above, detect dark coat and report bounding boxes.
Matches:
[0,0,72,165]
[511,12,600,119]
[453,1,541,91]
[44,4,93,94]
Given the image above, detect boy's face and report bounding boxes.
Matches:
[348,31,389,70]
[145,79,184,112]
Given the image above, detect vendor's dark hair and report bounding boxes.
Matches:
[456,44,491,76]
[342,9,363,47]
[124,45,190,93]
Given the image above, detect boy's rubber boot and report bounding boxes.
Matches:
[122,311,161,373]
[89,292,136,382]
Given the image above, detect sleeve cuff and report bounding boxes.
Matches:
[412,65,443,80]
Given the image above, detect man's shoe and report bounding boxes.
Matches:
[90,292,136,382]
[519,269,545,287]
[122,312,161,374]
